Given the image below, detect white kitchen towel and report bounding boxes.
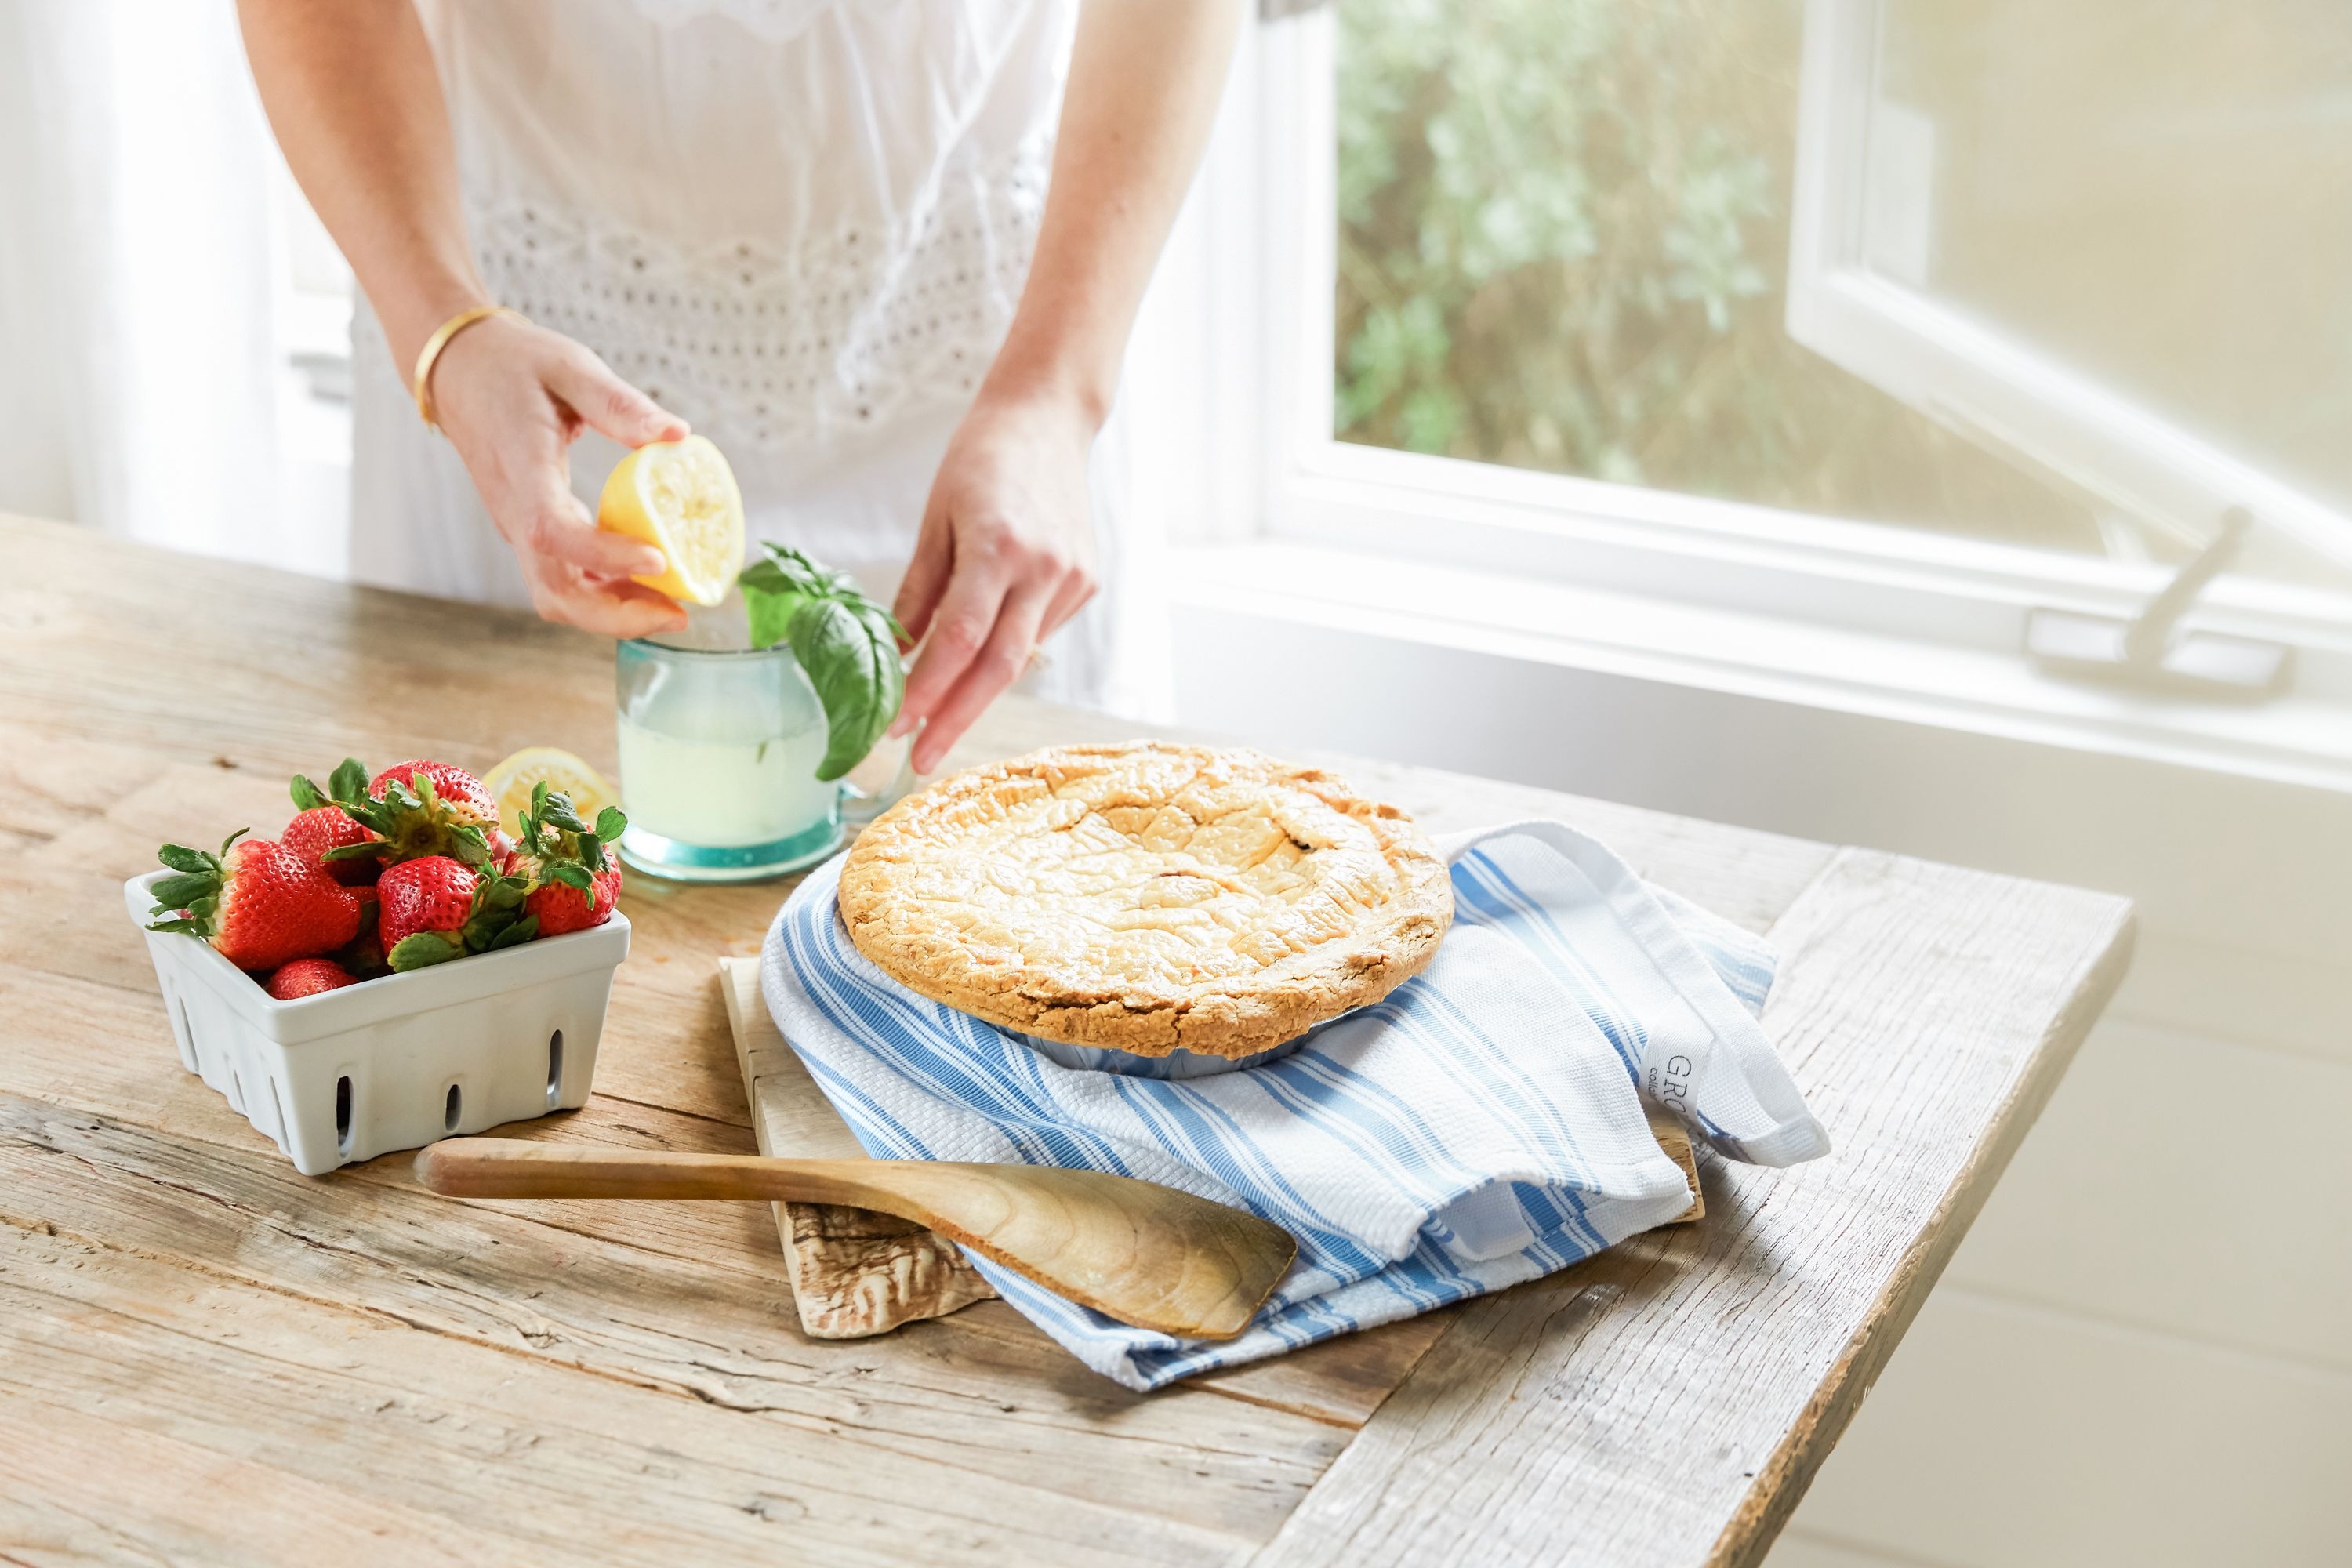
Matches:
[760,818,1829,1391]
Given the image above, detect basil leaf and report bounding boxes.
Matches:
[760,543,835,595]
[735,542,906,779]
[742,579,813,652]
[789,594,903,782]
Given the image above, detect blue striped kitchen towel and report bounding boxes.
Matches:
[760,818,1830,1391]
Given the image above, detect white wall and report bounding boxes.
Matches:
[1165,595,2352,1567]
[0,7,74,523]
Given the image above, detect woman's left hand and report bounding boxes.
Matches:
[888,390,1100,771]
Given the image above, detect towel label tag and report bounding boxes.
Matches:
[1645,1051,1697,1123]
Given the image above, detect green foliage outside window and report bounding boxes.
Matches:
[1333,0,2090,549]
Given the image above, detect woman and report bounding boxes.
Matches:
[238,0,1238,771]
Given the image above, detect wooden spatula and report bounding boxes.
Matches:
[414,1139,1297,1341]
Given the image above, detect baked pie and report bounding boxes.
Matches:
[838,742,1454,1059]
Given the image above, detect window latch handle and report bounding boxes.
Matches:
[2024,506,2291,701]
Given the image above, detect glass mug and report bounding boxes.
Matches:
[613,637,912,883]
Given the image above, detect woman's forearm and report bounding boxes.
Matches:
[982,0,1244,426]
[237,0,488,367]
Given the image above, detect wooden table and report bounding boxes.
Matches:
[0,517,2133,1568]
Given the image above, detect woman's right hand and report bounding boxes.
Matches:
[423,311,694,638]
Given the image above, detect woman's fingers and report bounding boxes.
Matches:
[1039,564,1098,639]
[534,507,668,580]
[543,347,690,449]
[525,561,688,638]
[891,502,955,648]
[910,577,1055,773]
[520,469,668,580]
[890,554,1010,741]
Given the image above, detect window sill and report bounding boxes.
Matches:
[1163,540,2352,796]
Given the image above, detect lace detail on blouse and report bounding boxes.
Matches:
[470,140,1049,451]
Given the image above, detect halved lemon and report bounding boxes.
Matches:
[482,746,618,840]
[597,434,744,608]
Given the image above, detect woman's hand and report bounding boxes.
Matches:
[426,313,693,638]
[888,390,1100,772]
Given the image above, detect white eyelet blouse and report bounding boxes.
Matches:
[347,0,1127,710]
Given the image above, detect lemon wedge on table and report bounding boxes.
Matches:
[482,747,618,840]
[597,434,744,608]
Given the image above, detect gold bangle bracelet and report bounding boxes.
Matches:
[411,304,522,429]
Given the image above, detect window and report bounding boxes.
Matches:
[1213,0,2352,615]
[1787,0,2352,583]
[1332,0,2084,556]
[1142,1,2352,782]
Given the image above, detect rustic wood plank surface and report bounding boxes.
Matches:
[0,516,2132,1567]
[721,953,997,1337]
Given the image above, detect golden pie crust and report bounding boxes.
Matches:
[837,742,1454,1059]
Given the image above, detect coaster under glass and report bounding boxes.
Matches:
[617,818,844,884]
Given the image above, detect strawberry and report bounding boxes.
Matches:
[283,805,379,885]
[514,781,629,937]
[286,759,386,883]
[369,760,499,827]
[336,759,502,871]
[376,856,477,955]
[147,831,361,971]
[338,887,390,977]
[376,855,535,971]
[525,861,622,936]
[265,956,358,1000]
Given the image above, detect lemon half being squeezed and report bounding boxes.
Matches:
[597,434,745,608]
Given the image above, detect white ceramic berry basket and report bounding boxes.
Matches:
[123,870,630,1177]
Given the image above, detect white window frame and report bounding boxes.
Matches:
[1784,0,2352,571]
[1141,5,2352,789]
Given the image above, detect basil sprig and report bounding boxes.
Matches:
[736,543,907,782]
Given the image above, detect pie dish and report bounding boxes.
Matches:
[837,742,1454,1061]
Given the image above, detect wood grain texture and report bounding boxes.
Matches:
[412,1139,1298,1340]
[721,954,996,1336]
[1250,850,2134,1568]
[0,515,2131,1566]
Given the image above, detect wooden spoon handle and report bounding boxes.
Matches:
[415,1139,884,1207]
[416,1138,1300,1341]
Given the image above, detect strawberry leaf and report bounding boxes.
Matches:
[387,932,465,971]
[148,872,218,908]
[593,807,627,841]
[485,915,540,951]
[289,774,329,811]
[548,862,595,893]
[448,822,494,869]
[155,843,214,875]
[327,758,370,804]
[539,792,591,835]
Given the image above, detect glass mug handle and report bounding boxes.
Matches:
[837,722,919,831]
